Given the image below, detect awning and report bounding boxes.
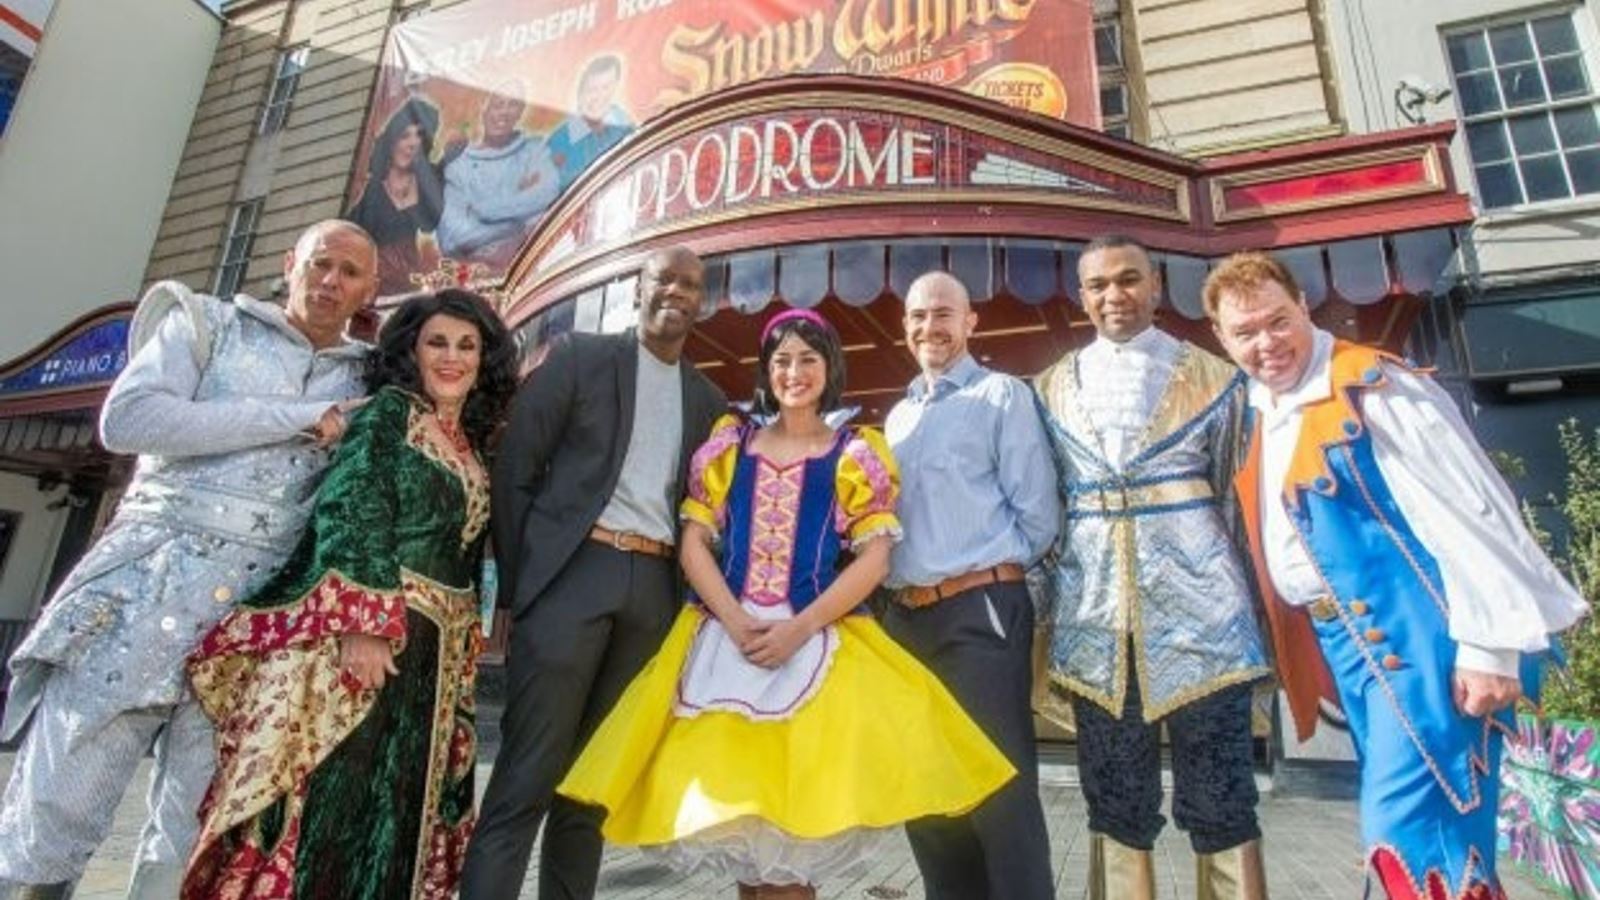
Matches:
[530,227,1460,419]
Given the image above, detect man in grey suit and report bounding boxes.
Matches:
[462,245,727,900]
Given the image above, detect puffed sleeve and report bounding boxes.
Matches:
[679,413,744,539]
[1363,363,1588,669]
[835,426,902,548]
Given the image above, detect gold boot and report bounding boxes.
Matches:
[1088,832,1156,900]
[1195,839,1269,900]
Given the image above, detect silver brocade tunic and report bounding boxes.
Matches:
[1034,342,1269,722]
[0,285,368,745]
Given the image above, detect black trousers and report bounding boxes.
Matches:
[460,543,678,900]
[881,580,1055,900]
[1071,652,1262,854]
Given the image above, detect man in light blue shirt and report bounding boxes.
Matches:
[882,270,1060,900]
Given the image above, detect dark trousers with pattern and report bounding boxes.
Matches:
[1072,652,1262,854]
[881,580,1055,900]
[461,543,678,900]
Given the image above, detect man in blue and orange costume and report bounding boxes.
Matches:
[1205,250,1589,900]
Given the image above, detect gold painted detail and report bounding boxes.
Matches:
[406,402,491,549]
[1068,477,1213,516]
[406,569,482,898]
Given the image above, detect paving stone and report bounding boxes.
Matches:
[5,754,1558,898]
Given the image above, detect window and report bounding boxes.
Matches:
[1094,20,1123,68]
[214,199,264,298]
[258,44,310,135]
[1094,10,1132,140]
[1446,11,1600,208]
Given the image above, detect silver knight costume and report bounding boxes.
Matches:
[0,282,367,897]
[1035,333,1267,715]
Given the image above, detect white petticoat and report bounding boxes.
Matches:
[644,816,892,885]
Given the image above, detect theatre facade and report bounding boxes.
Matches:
[498,74,1471,423]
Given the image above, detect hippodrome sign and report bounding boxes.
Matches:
[523,99,1189,281]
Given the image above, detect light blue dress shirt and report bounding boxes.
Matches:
[884,353,1061,588]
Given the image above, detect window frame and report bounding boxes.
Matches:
[1442,7,1600,210]
[1094,10,1132,140]
[258,43,310,136]
[214,198,265,298]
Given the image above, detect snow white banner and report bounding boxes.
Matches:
[347,0,1097,297]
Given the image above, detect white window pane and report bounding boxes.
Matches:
[1476,162,1523,208]
[1456,71,1502,115]
[1555,105,1600,148]
[1532,16,1580,55]
[1466,120,1512,162]
[1100,85,1126,117]
[1094,23,1122,67]
[1498,63,1547,107]
[1568,148,1600,194]
[1448,32,1491,73]
[1518,154,1570,201]
[1490,23,1535,64]
[1543,57,1590,100]
[1509,112,1558,154]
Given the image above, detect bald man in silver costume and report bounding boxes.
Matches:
[0,221,379,900]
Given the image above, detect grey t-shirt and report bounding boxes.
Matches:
[596,342,684,543]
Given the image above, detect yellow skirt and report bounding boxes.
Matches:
[558,605,1015,846]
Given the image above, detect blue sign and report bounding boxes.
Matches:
[0,318,130,397]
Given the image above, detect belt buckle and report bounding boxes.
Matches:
[611,530,634,552]
[1307,596,1339,621]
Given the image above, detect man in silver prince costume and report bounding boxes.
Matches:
[0,221,379,899]
[1034,236,1269,899]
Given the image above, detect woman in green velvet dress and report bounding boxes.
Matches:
[181,289,516,900]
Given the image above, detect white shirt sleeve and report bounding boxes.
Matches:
[1362,363,1588,667]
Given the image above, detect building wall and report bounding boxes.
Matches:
[0,471,67,620]
[1326,0,1600,279]
[1326,0,1600,524]
[0,0,220,364]
[146,0,448,299]
[1123,0,1344,154]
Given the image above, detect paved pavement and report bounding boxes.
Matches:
[20,756,1558,899]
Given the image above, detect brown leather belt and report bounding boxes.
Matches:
[895,562,1026,609]
[589,525,674,559]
